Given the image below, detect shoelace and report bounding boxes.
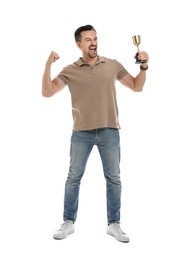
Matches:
[58,221,72,231]
[112,223,125,234]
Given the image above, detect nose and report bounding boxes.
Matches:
[91,39,97,45]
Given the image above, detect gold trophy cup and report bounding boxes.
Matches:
[132,35,146,64]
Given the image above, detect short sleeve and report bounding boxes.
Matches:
[115,60,128,80]
[57,71,67,85]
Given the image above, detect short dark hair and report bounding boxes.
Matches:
[74,25,96,42]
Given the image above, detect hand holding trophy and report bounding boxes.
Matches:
[132,35,146,64]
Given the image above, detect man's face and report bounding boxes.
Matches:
[77,30,98,58]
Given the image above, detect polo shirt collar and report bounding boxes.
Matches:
[76,56,106,67]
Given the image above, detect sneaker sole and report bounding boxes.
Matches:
[107,231,130,243]
[53,229,75,240]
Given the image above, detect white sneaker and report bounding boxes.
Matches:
[107,223,130,243]
[53,220,75,240]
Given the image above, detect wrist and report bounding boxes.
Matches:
[46,61,52,68]
[140,64,148,71]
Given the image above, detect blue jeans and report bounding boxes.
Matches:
[63,128,122,224]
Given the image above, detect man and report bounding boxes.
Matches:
[42,25,149,243]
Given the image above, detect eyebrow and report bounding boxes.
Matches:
[84,37,98,40]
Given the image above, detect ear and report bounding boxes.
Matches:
[76,41,81,49]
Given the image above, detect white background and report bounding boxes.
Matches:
[0,0,187,259]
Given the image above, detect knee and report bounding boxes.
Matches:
[105,173,121,185]
[66,166,84,184]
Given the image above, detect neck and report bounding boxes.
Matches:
[82,56,98,65]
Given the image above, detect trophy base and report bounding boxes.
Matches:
[135,60,147,64]
[135,53,146,64]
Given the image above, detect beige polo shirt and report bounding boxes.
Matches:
[57,56,128,131]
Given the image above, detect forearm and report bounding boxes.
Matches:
[42,51,61,97]
[119,51,149,92]
[134,67,147,92]
[42,62,54,97]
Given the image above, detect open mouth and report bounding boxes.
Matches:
[89,46,97,55]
